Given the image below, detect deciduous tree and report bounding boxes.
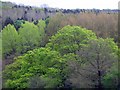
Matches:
[2,24,18,57]
[3,48,65,88]
[47,25,97,55]
[17,21,40,54]
[67,38,118,88]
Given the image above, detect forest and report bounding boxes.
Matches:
[1,1,120,89]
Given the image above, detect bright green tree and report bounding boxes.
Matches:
[3,47,65,88]
[2,24,18,57]
[17,21,40,54]
[46,25,97,55]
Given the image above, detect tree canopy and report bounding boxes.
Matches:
[3,48,65,88]
[47,25,97,55]
[16,21,40,54]
[2,24,18,57]
[2,24,119,89]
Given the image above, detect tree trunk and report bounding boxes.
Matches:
[97,52,102,89]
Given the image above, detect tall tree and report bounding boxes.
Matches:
[4,17,14,28]
[2,24,18,57]
[67,38,118,88]
[37,20,46,46]
[17,21,40,54]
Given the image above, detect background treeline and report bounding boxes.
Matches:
[1,1,118,40]
[0,1,119,38]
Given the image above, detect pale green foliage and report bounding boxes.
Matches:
[37,20,46,46]
[78,38,118,64]
[17,21,40,53]
[2,24,18,57]
[3,48,65,88]
[37,20,46,30]
[46,25,97,55]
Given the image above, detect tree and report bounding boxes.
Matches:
[37,20,46,46]
[28,75,47,88]
[23,11,28,21]
[102,62,119,88]
[46,25,97,55]
[45,13,64,36]
[33,20,38,25]
[2,24,18,57]
[66,38,118,88]
[31,18,34,22]
[4,17,14,28]
[3,48,65,88]
[102,48,119,88]
[45,16,50,26]
[14,20,25,30]
[16,21,40,54]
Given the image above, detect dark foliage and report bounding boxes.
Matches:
[3,17,14,28]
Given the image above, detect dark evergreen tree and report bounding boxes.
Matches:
[4,17,14,28]
[31,18,34,22]
[33,20,38,25]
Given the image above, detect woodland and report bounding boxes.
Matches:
[0,1,119,89]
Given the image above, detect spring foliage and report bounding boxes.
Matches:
[17,21,40,53]
[3,48,65,88]
[2,20,46,56]
[2,24,18,57]
[47,25,97,55]
[2,23,119,88]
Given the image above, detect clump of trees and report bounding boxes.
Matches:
[2,24,119,89]
[2,20,46,58]
[44,13,118,42]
